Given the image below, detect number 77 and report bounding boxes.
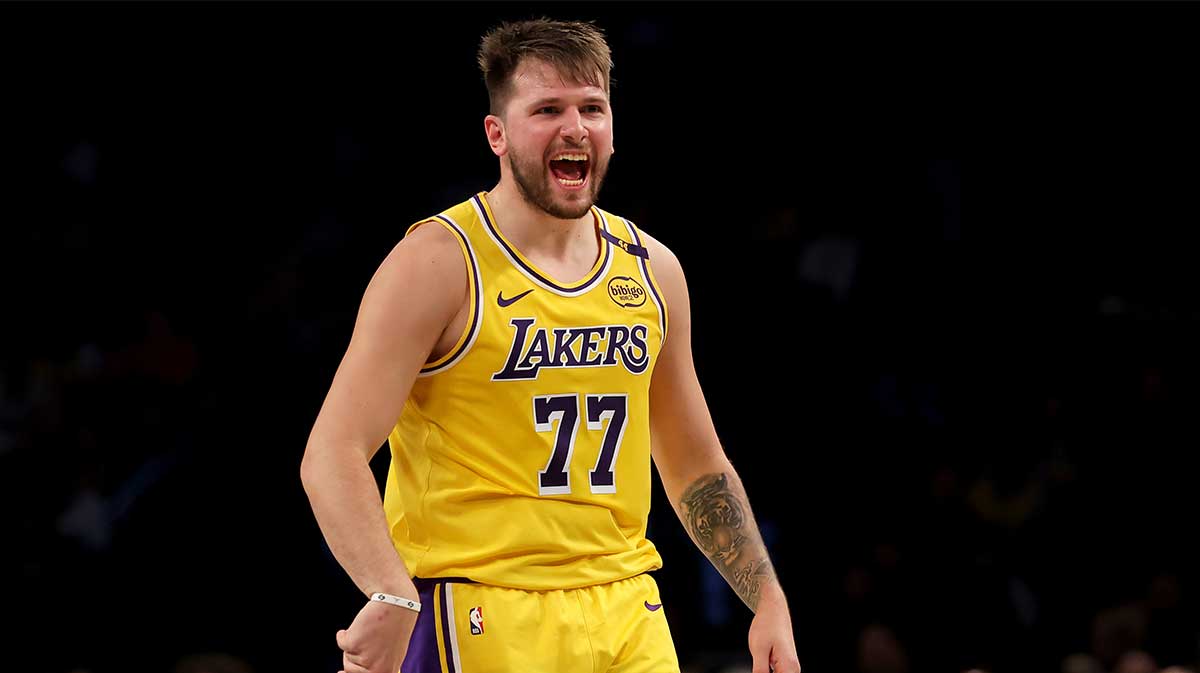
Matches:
[532,393,628,496]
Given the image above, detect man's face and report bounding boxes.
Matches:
[500,58,613,220]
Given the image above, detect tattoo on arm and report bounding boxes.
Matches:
[680,472,776,611]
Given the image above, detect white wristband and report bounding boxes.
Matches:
[370,592,422,613]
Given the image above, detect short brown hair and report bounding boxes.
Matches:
[477,18,613,116]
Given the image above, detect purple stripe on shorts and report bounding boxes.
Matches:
[400,581,440,673]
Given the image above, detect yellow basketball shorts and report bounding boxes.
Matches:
[400,573,680,673]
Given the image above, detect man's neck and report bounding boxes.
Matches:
[485,182,597,261]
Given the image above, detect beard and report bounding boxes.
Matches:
[508,144,609,220]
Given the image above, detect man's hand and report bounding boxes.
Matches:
[336,598,419,673]
[748,587,801,673]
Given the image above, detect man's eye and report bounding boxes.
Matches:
[538,107,559,114]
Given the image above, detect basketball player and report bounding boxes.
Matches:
[300,18,800,673]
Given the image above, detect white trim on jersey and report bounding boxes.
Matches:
[618,216,667,339]
[417,212,484,378]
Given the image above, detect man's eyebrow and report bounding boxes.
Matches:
[528,96,609,108]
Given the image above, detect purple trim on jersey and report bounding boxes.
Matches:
[623,218,668,338]
[439,581,457,673]
[599,228,649,258]
[473,193,610,294]
[420,215,482,374]
[400,581,440,673]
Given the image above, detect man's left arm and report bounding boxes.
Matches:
[641,233,800,673]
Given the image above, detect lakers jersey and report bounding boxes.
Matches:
[383,192,669,591]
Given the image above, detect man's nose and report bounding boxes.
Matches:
[560,108,587,144]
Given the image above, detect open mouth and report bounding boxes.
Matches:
[549,153,590,188]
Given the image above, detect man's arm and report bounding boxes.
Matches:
[642,232,800,673]
[299,222,467,600]
[643,233,779,610]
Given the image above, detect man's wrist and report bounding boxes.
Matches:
[371,591,422,613]
[368,573,418,601]
[758,579,789,610]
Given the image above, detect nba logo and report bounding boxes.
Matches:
[469,607,484,635]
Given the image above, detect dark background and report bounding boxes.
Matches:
[3,3,1199,673]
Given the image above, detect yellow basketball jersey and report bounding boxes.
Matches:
[384,192,669,591]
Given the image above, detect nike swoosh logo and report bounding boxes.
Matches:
[644,601,662,612]
[497,289,534,307]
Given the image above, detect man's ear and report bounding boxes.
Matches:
[485,115,507,157]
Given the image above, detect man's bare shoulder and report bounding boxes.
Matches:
[381,220,464,277]
[375,220,465,286]
[634,228,685,295]
[360,220,467,330]
[637,228,678,264]
[305,219,468,464]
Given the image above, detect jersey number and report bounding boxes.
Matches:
[532,394,628,495]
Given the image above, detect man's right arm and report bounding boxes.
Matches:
[300,222,467,601]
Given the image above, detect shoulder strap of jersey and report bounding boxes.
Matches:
[598,228,649,259]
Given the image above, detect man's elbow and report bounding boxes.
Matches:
[300,439,373,490]
[299,448,318,492]
[299,442,331,492]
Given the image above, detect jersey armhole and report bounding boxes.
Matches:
[406,216,483,375]
[619,218,669,346]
